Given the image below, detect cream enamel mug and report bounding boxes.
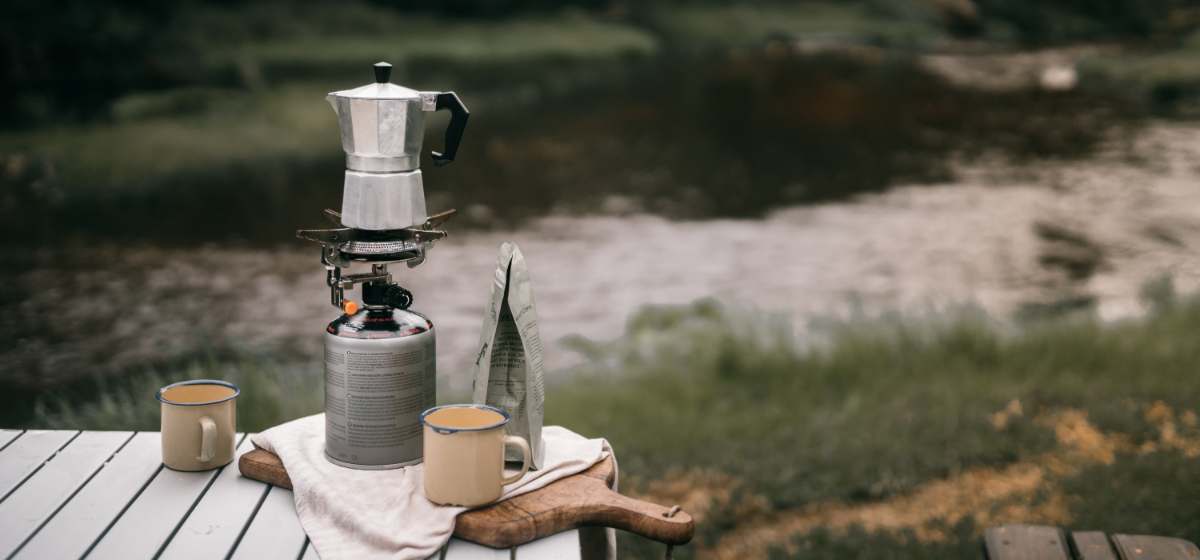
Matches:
[157,379,239,471]
[421,404,531,507]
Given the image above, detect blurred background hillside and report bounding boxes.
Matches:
[3,0,1200,557]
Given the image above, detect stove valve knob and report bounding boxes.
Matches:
[384,285,413,310]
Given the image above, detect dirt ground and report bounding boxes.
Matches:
[633,402,1200,559]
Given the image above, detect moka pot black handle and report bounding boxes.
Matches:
[431,92,469,166]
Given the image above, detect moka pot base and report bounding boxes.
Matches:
[340,169,427,231]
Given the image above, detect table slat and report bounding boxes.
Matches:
[1072,531,1119,560]
[445,539,510,560]
[13,432,162,559]
[984,525,1072,560]
[513,530,582,560]
[86,433,246,560]
[300,538,447,559]
[0,430,22,451]
[159,438,266,560]
[0,430,78,501]
[0,431,132,557]
[1112,534,1200,559]
[229,486,307,560]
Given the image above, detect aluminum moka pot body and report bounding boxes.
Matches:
[327,62,468,230]
[328,85,433,174]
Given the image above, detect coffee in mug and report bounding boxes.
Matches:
[158,379,239,471]
[421,404,531,507]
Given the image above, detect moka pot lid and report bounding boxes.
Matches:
[327,62,422,101]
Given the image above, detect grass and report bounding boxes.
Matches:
[644,2,947,50]
[27,286,1200,557]
[1079,34,1200,114]
[224,15,658,73]
[4,85,339,197]
[546,293,1200,557]
[550,295,1200,505]
[33,360,326,434]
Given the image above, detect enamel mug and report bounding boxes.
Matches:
[157,379,239,471]
[421,404,531,507]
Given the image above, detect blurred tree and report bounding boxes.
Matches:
[971,0,1199,43]
[0,0,622,127]
[3,0,1196,128]
[0,0,184,127]
[370,0,611,18]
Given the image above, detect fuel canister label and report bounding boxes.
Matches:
[325,344,434,464]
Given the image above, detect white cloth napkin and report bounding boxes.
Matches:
[250,414,614,560]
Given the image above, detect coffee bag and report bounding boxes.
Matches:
[471,242,546,469]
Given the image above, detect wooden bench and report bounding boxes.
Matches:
[985,524,1200,560]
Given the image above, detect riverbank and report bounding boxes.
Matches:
[5,119,1199,396]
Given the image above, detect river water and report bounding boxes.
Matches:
[6,121,1199,396]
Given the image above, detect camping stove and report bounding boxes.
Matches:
[297,62,468,469]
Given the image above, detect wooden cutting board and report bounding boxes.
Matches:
[238,449,694,549]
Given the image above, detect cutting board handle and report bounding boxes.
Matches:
[581,489,694,545]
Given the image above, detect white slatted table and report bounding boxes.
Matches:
[0,430,582,559]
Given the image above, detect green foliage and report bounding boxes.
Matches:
[555,302,1043,509]
[223,16,657,75]
[642,2,946,50]
[2,0,180,125]
[5,0,1199,127]
[1078,40,1200,115]
[33,359,324,433]
[547,295,1200,555]
[772,522,982,559]
[757,448,1200,558]
[0,1,656,126]
[369,0,609,19]
[1061,451,1200,536]
[971,0,1198,44]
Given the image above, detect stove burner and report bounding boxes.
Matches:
[338,239,424,261]
[298,209,455,307]
[297,208,454,264]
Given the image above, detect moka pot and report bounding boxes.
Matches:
[327,62,468,231]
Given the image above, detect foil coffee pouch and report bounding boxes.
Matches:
[471,242,546,469]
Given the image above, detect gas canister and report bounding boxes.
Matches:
[323,301,435,469]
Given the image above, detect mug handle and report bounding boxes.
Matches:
[500,436,531,485]
[197,416,217,462]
